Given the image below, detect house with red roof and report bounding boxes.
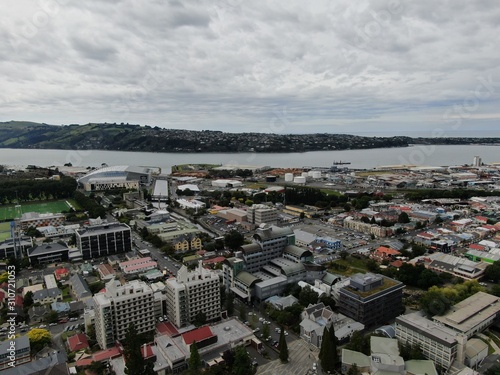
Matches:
[203,256,226,266]
[475,216,489,224]
[67,333,89,352]
[371,246,401,263]
[54,267,70,280]
[416,232,438,240]
[390,260,404,269]
[469,244,486,252]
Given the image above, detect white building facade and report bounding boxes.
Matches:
[165,262,221,328]
[93,279,155,349]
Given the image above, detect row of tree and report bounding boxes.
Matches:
[74,191,106,218]
[0,176,77,206]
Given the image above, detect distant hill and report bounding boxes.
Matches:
[0,121,498,153]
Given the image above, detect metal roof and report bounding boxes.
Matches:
[235,271,261,286]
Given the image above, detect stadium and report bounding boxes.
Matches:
[77,165,152,191]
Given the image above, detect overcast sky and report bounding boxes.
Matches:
[1,0,500,135]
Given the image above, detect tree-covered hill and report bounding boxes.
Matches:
[0,121,498,153]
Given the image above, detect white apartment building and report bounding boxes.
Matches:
[165,262,220,328]
[93,279,155,349]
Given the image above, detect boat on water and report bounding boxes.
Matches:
[333,161,351,165]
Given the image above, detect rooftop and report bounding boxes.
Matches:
[396,312,457,346]
[433,292,500,334]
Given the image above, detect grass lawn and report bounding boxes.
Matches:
[319,188,343,196]
[328,256,370,276]
[0,222,11,241]
[61,331,77,341]
[0,199,81,221]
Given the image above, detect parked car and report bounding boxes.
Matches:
[49,323,58,326]
[39,324,47,328]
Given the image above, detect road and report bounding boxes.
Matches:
[132,234,180,276]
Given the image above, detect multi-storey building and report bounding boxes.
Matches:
[338,273,404,327]
[240,226,294,273]
[0,336,31,370]
[93,279,155,349]
[165,262,220,328]
[247,204,278,225]
[0,236,32,259]
[76,223,132,260]
[396,312,461,371]
[18,212,65,230]
[432,292,500,339]
[28,243,69,265]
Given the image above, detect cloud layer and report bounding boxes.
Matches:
[1,0,499,135]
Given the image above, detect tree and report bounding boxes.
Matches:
[398,212,410,223]
[28,328,51,353]
[340,250,349,260]
[319,323,329,362]
[24,291,34,308]
[410,343,425,360]
[262,321,270,339]
[329,325,339,368]
[233,345,252,375]
[347,364,360,375]
[123,323,154,375]
[278,326,288,363]
[298,285,319,307]
[194,312,207,327]
[45,310,59,324]
[189,341,202,375]
[485,261,500,283]
[319,295,336,310]
[225,291,234,316]
[420,287,452,316]
[320,328,335,372]
[224,230,245,250]
[239,303,247,322]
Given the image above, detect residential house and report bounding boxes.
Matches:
[67,333,89,352]
[51,301,70,315]
[370,246,401,263]
[172,234,203,253]
[300,302,364,347]
[33,287,63,305]
[29,305,51,324]
[70,274,92,301]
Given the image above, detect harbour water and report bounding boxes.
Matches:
[0,145,499,173]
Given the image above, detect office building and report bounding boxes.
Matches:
[240,225,294,273]
[432,292,500,339]
[396,311,461,371]
[338,273,404,327]
[165,262,220,328]
[247,204,278,225]
[27,242,70,265]
[93,279,155,349]
[0,336,30,371]
[76,223,132,260]
[0,236,32,259]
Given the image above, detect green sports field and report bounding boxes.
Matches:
[0,199,80,222]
